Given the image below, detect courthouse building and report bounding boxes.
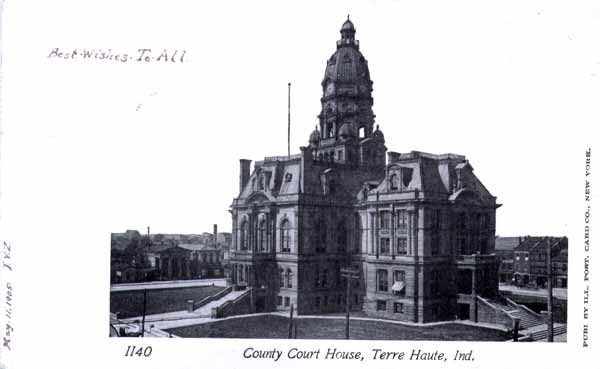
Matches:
[228,18,500,322]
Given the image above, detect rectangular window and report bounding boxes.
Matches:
[324,296,329,307]
[376,300,387,311]
[431,234,440,256]
[377,269,389,292]
[397,210,408,229]
[380,238,390,254]
[394,302,404,314]
[286,269,293,288]
[457,213,468,254]
[278,296,283,306]
[379,211,391,229]
[394,270,405,282]
[430,270,440,295]
[354,294,359,305]
[315,297,321,309]
[393,270,406,296]
[284,297,290,307]
[396,237,407,255]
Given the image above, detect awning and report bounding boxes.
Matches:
[391,281,406,292]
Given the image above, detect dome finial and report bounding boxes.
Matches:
[347,14,350,21]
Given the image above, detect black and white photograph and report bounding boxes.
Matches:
[109,16,569,342]
[1,0,598,368]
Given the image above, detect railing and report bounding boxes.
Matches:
[215,288,252,318]
[504,296,543,319]
[455,254,498,263]
[230,251,276,260]
[477,296,514,327]
[192,286,232,311]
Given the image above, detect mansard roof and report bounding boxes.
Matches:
[359,150,497,206]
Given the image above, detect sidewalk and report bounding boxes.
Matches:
[111,278,227,292]
[499,284,567,300]
[117,288,248,331]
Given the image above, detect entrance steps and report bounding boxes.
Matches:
[193,289,248,316]
[480,296,544,330]
[528,324,567,341]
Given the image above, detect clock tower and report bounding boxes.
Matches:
[309,17,386,168]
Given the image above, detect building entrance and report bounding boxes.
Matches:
[458,303,470,320]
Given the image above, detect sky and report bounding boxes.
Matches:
[3,0,599,239]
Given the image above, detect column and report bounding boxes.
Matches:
[471,269,478,322]
[391,204,396,259]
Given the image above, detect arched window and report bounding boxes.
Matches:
[259,219,267,251]
[286,268,293,288]
[240,220,249,251]
[389,173,399,190]
[280,219,291,252]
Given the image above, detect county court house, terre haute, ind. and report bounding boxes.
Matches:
[228,18,501,323]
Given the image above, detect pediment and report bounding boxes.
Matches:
[245,192,270,204]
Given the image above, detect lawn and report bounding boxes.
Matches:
[166,315,511,341]
[110,285,225,319]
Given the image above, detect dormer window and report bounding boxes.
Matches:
[401,167,413,188]
[389,173,399,191]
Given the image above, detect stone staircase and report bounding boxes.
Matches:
[529,324,567,341]
[509,309,544,330]
[481,297,544,330]
[193,289,249,316]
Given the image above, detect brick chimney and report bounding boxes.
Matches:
[213,224,218,246]
[239,159,252,193]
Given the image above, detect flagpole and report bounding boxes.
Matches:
[288,82,291,158]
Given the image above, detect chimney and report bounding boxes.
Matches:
[240,159,252,193]
[213,224,218,246]
[147,226,150,236]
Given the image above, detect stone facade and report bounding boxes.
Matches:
[228,18,500,322]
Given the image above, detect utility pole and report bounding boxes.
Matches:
[288,303,295,339]
[547,237,554,342]
[141,288,148,337]
[340,267,360,339]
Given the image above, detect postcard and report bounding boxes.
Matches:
[0,0,597,368]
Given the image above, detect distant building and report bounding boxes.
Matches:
[110,225,229,284]
[494,237,521,283]
[510,236,568,288]
[158,244,224,280]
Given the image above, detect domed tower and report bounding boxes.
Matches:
[310,17,386,167]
